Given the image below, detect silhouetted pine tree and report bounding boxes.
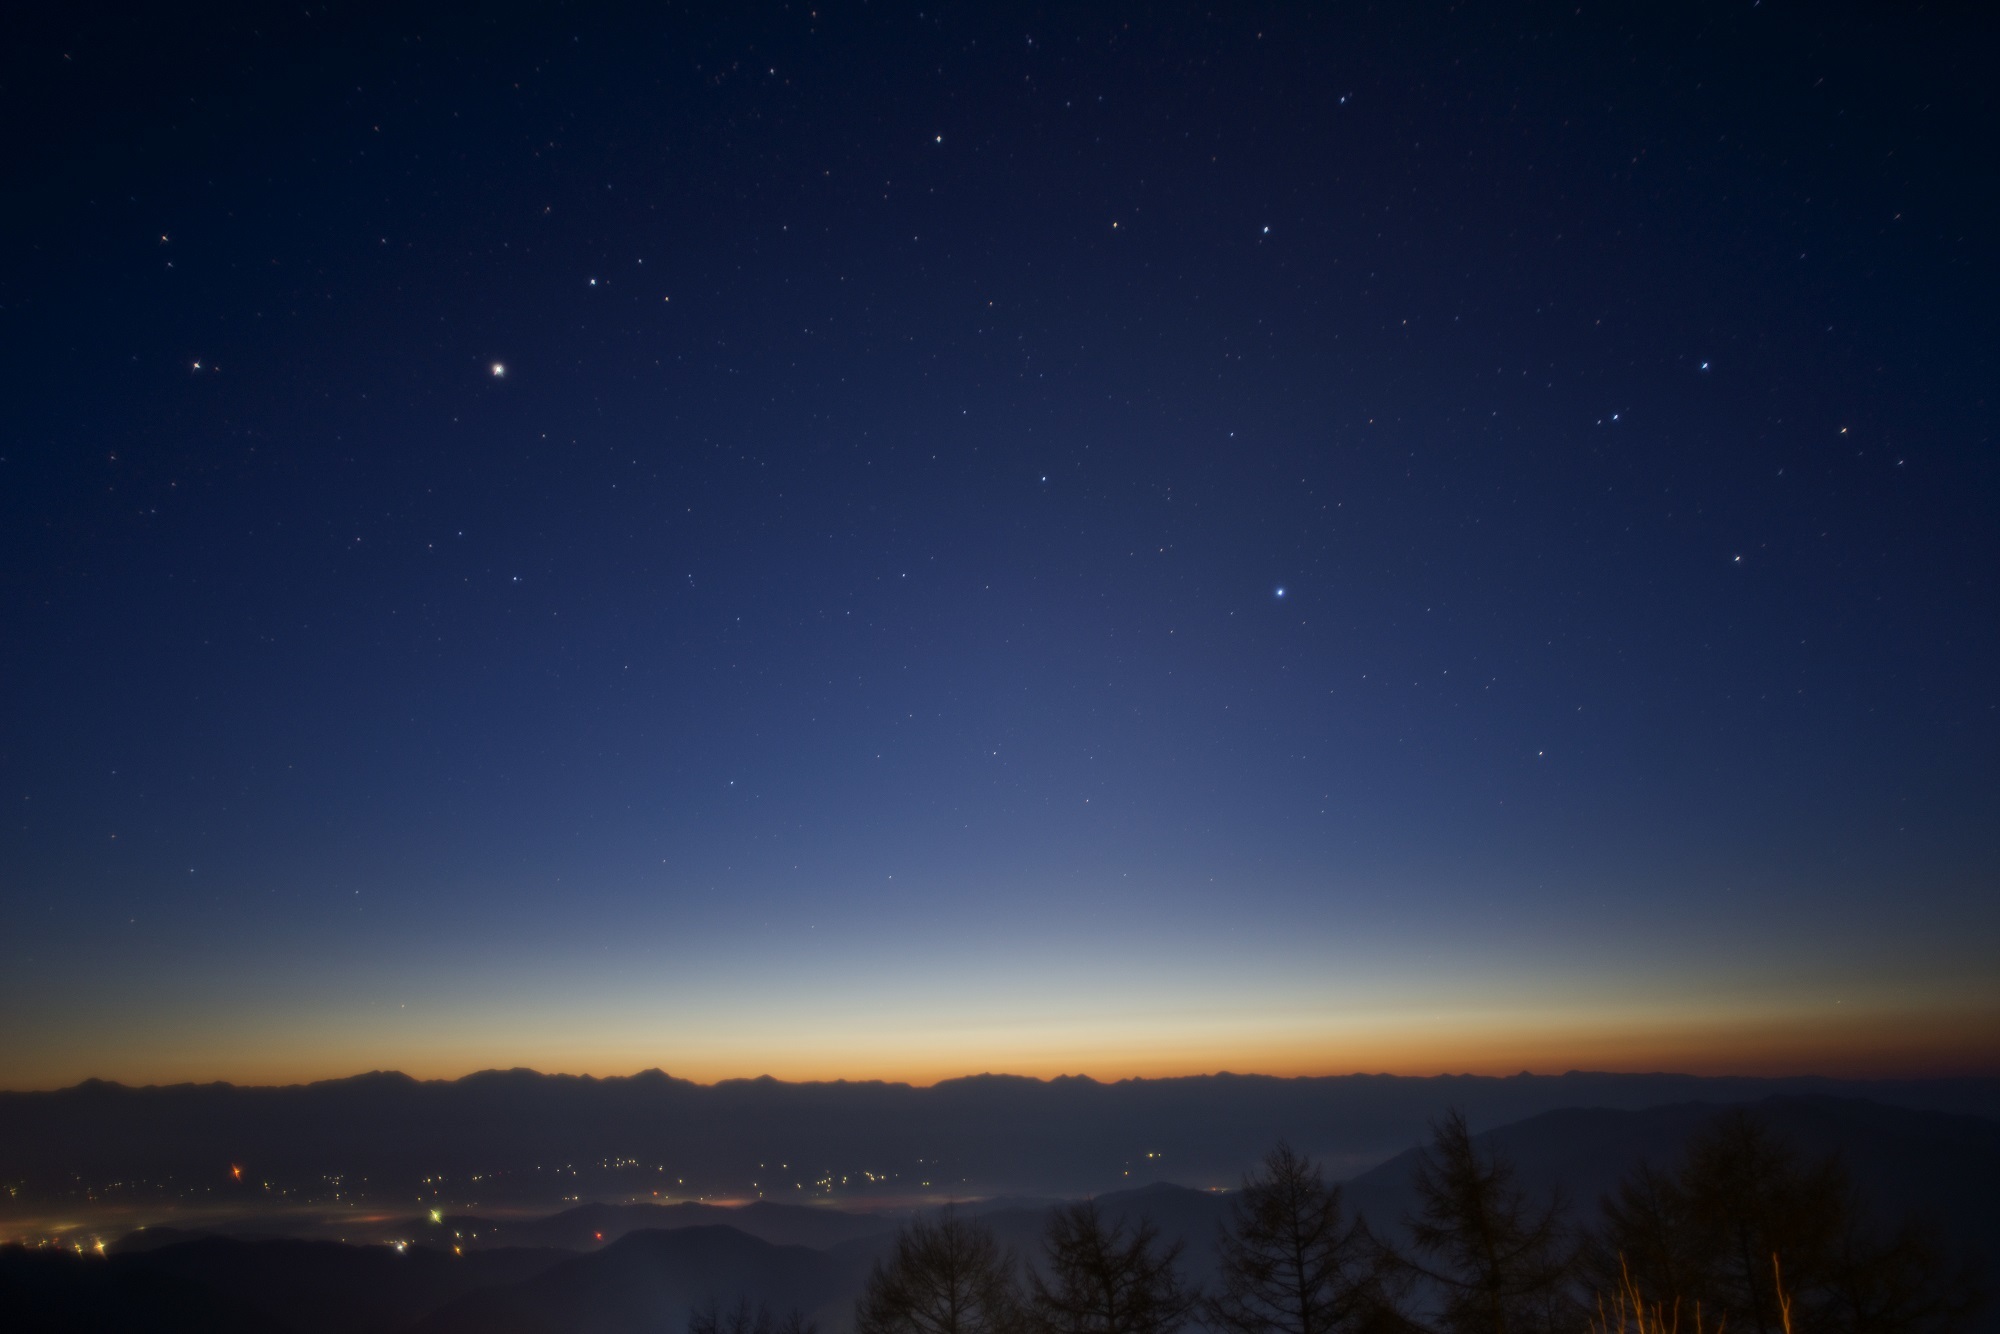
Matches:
[1594,1108,1983,1334]
[1818,1210,1983,1334]
[857,1209,1026,1334]
[1209,1143,1396,1334]
[1388,1110,1580,1334]
[1588,1161,1706,1314]
[1679,1108,1844,1334]
[1030,1199,1199,1334]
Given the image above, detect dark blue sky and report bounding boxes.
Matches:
[3,1,1995,1087]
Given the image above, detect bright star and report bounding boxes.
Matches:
[1275,586,1286,598]
[491,363,505,377]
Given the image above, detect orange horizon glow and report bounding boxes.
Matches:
[9,962,1996,1094]
[12,1005,1997,1093]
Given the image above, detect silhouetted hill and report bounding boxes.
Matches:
[5,1068,1994,1211]
[409,1224,873,1334]
[0,1235,571,1333]
[1340,1096,2000,1331]
[408,1195,1237,1334]
[7,1101,1991,1334]
[432,1198,892,1251]
[168,1237,566,1332]
[1344,1095,2000,1232]
[109,1226,221,1253]
[1,1245,271,1333]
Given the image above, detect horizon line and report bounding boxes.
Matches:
[9,1064,1997,1097]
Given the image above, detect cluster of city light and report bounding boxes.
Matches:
[4,1234,111,1255]
[18,1147,957,1252]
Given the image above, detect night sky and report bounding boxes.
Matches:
[4,2,1996,1090]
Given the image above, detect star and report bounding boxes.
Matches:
[491,363,506,377]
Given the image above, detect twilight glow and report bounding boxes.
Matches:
[3,3,1996,1093]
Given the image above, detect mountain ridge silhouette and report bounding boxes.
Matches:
[7,1069,1995,1206]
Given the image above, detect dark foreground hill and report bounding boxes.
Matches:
[409,1225,874,1334]
[1341,1096,2000,1334]
[427,1198,893,1252]
[1344,1094,2000,1254]
[0,1236,572,1334]
[4,1096,1993,1334]
[4,1067,1995,1210]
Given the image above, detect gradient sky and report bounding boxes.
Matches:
[3,2,1996,1090]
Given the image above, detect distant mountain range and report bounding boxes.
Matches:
[3,1067,1995,1210]
[7,1093,1991,1334]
